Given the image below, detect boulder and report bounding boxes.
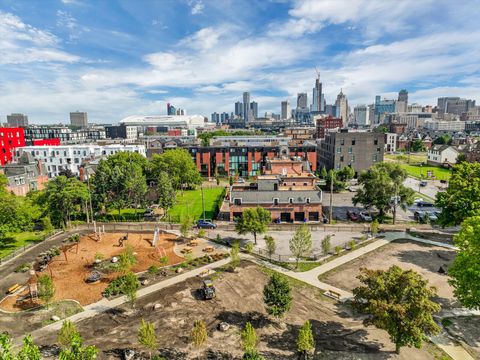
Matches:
[153,303,162,310]
[176,267,183,273]
[123,349,135,360]
[218,322,230,331]
[111,257,118,263]
[51,315,60,322]
[141,279,149,286]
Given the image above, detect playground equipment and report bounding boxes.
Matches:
[200,279,216,300]
[118,233,129,247]
[93,222,106,241]
[152,227,159,247]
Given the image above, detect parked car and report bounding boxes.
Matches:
[197,219,217,229]
[414,197,424,204]
[440,179,448,184]
[346,210,359,221]
[348,186,357,192]
[359,211,373,222]
[237,178,246,183]
[416,201,434,207]
[420,180,428,187]
[144,209,155,217]
[426,211,438,222]
[414,210,426,223]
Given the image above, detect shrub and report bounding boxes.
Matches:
[191,320,207,347]
[94,252,104,261]
[348,240,356,250]
[245,242,254,254]
[198,229,206,238]
[103,273,139,298]
[15,263,32,273]
[334,246,342,255]
[148,265,159,275]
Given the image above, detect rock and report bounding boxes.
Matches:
[176,267,183,273]
[123,349,135,360]
[94,259,102,264]
[51,315,60,322]
[111,256,118,263]
[39,345,61,358]
[153,303,162,310]
[141,279,149,286]
[218,322,230,331]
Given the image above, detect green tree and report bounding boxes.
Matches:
[230,241,241,270]
[370,219,379,236]
[320,166,328,180]
[16,335,41,360]
[180,216,192,238]
[59,333,98,360]
[42,176,89,227]
[336,166,355,183]
[235,208,271,245]
[157,171,176,217]
[448,216,480,309]
[264,235,276,259]
[150,149,202,190]
[38,274,55,307]
[190,320,208,347]
[353,163,414,223]
[263,273,292,318]
[456,152,467,163]
[121,272,139,307]
[118,245,137,273]
[297,320,315,359]
[321,235,331,256]
[433,134,452,145]
[138,319,158,360]
[58,320,80,348]
[374,124,389,133]
[289,224,312,268]
[92,152,147,215]
[410,139,424,152]
[241,322,258,354]
[436,162,480,226]
[352,266,440,354]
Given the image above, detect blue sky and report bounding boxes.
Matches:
[1,0,480,124]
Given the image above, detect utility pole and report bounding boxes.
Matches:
[87,172,94,223]
[329,170,334,224]
[201,185,206,221]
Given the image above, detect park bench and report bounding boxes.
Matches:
[324,289,341,300]
[7,284,22,294]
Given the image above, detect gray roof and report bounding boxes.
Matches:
[230,189,322,205]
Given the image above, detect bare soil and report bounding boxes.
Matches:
[0,232,184,311]
[444,316,480,359]
[34,262,447,359]
[320,239,458,308]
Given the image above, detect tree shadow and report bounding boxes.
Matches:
[215,310,275,329]
[261,319,387,357]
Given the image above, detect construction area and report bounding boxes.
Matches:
[0,231,188,311]
[319,239,458,308]
[33,261,449,360]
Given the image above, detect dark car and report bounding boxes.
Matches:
[346,210,359,221]
[440,179,448,184]
[197,219,217,229]
[419,180,428,187]
[417,201,434,207]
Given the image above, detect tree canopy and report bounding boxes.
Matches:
[92,152,147,215]
[263,273,292,318]
[448,216,480,309]
[436,162,480,226]
[353,163,414,223]
[352,266,440,354]
[235,207,271,244]
[289,224,312,268]
[157,171,176,213]
[150,149,202,190]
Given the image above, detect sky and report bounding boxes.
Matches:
[1,0,480,124]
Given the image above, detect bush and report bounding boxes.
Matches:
[245,242,254,254]
[198,229,206,238]
[103,273,139,298]
[94,252,104,261]
[348,240,356,250]
[15,263,32,273]
[148,265,159,275]
[334,246,342,255]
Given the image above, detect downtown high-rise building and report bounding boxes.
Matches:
[70,111,88,128]
[250,101,258,119]
[311,74,324,112]
[243,92,251,122]
[335,90,348,122]
[234,101,243,117]
[281,100,291,120]
[296,93,308,109]
[354,105,370,126]
[6,113,28,127]
[396,89,408,113]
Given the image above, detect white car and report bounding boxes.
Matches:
[359,211,373,222]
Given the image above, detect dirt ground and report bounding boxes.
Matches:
[0,232,184,311]
[34,262,448,360]
[320,240,458,308]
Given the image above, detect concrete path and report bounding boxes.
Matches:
[26,257,230,343]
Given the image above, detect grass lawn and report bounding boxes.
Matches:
[399,163,452,181]
[0,231,47,259]
[168,187,226,222]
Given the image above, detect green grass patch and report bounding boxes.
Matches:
[398,163,451,181]
[168,187,225,222]
[0,231,48,259]
[441,318,453,327]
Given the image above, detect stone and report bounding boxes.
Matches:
[176,267,183,273]
[141,279,149,286]
[51,315,60,322]
[218,322,230,331]
[154,303,162,310]
[94,259,102,264]
[123,349,135,360]
[111,257,118,263]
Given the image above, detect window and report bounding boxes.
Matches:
[340,155,344,162]
[340,139,345,145]
[289,198,293,204]
[374,139,378,145]
[234,198,242,205]
[348,147,352,154]
[273,198,279,205]
[306,198,310,204]
[352,139,356,145]
[336,147,342,153]
[351,155,355,163]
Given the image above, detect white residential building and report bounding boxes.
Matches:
[384,133,397,153]
[427,145,459,166]
[424,120,465,131]
[16,144,146,178]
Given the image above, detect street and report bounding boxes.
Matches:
[403,176,446,201]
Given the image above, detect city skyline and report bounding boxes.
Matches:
[1,0,480,124]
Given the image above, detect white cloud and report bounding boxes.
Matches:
[188,0,204,15]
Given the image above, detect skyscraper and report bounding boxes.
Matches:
[243,92,251,122]
[398,89,408,104]
[335,90,348,122]
[234,101,243,117]
[7,113,28,127]
[297,93,308,109]
[354,105,370,126]
[250,101,258,119]
[281,100,291,120]
[311,73,324,112]
[70,111,88,128]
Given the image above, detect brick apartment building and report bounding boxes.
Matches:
[317,129,385,176]
[0,153,48,196]
[315,115,343,139]
[0,127,26,165]
[189,136,317,178]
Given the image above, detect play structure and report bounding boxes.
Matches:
[85,271,102,284]
[118,233,129,247]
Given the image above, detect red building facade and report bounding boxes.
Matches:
[32,138,61,146]
[315,116,343,139]
[0,127,26,165]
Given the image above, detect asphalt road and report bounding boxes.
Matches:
[403,176,447,201]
